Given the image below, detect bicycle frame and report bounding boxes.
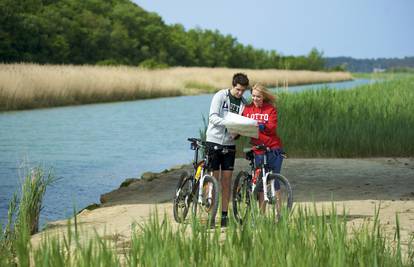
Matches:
[232,147,292,224]
[262,151,276,203]
[174,138,221,225]
[249,148,276,203]
[190,139,213,205]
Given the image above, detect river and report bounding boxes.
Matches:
[0,79,372,226]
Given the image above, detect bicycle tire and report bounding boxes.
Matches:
[232,171,252,225]
[265,173,293,221]
[192,175,219,226]
[173,171,192,223]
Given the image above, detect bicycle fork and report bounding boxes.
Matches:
[262,169,276,203]
[197,170,213,205]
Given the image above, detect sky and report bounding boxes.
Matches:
[133,0,414,59]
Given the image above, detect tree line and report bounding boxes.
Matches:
[0,0,325,70]
[325,56,414,72]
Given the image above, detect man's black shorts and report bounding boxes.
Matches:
[206,142,236,171]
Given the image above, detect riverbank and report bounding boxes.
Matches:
[32,157,414,251]
[0,64,352,111]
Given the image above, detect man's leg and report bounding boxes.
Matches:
[220,147,236,227]
[221,170,233,213]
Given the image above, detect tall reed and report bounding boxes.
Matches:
[0,63,352,111]
[0,167,54,266]
[237,75,414,157]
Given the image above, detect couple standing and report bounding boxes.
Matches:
[206,73,284,227]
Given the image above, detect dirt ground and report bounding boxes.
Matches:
[31,157,414,250]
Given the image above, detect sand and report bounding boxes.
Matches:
[31,157,414,250]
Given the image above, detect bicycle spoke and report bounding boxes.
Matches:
[232,171,251,224]
[173,173,192,223]
[193,175,219,226]
[264,174,293,222]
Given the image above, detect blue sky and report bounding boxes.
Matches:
[133,0,414,59]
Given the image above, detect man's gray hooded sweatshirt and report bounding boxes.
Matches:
[206,89,247,146]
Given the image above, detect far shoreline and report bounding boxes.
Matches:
[0,64,352,112]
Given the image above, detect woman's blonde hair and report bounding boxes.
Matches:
[252,83,276,104]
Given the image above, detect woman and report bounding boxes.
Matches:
[242,83,284,212]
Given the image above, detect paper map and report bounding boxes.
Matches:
[223,112,258,138]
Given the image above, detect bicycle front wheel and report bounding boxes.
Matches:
[173,171,192,223]
[232,171,252,225]
[192,175,219,226]
[265,173,293,222]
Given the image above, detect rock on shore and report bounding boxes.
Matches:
[99,164,193,206]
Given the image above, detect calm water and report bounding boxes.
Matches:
[0,79,371,226]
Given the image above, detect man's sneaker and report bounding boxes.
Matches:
[220,216,228,228]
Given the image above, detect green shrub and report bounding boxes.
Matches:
[138,59,169,69]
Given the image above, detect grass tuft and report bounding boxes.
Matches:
[0,167,55,266]
[237,74,414,157]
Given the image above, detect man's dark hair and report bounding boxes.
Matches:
[232,73,249,87]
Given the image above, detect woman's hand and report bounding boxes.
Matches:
[258,123,266,132]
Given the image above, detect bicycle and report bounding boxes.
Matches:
[232,145,293,224]
[173,138,220,226]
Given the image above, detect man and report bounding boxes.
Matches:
[206,72,249,227]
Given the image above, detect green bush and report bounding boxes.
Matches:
[138,59,169,70]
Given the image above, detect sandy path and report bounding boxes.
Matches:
[31,158,414,248]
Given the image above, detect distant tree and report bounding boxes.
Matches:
[0,0,329,71]
[307,48,325,70]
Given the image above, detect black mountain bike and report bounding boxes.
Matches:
[232,145,293,224]
[173,138,220,226]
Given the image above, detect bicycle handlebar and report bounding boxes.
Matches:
[188,137,208,153]
[243,144,269,153]
[255,144,268,151]
[187,137,201,143]
[243,144,287,158]
[187,137,235,153]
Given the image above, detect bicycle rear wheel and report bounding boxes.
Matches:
[265,173,293,222]
[232,171,252,225]
[192,175,219,226]
[173,171,193,223]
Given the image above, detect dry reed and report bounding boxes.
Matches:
[0,63,352,111]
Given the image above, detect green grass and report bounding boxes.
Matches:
[21,206,414,266]
[237,74,414,157]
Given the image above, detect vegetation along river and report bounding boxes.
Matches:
[0,79,372,226]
